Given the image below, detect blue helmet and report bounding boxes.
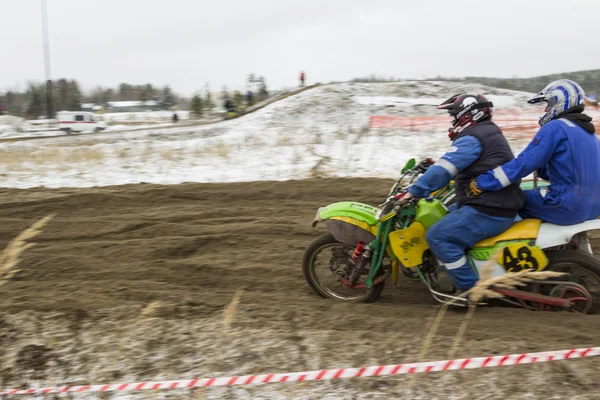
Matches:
[528,79,586,126]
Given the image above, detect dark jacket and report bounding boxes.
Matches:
[454,120,525,217]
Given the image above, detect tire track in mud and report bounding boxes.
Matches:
[1,179,600,398]
[1,178,599,319]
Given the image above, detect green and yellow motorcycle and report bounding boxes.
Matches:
[303,159,600,313]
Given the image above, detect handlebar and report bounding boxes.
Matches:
[415,158,435,173]
[387,164,425,197]
[384,157,434,205]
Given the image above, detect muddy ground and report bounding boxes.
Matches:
[0,178,599,399]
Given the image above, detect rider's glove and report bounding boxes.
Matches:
[416,158,435,172]
[383,193,408,206]
[380,192,411,217]
[467,178,483,198]
[392,192,413,208]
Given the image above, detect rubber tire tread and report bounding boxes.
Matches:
[302,233,384,303]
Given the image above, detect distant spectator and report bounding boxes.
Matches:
[172,112,179,123]
[300,71,306,87]
[246,91,253,106]
[224,98,235,113]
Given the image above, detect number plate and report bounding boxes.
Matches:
[389,222,429,268]
[497,243,548,272]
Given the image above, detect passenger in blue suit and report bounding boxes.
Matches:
[471,80,600,225]
[403,94,524,291]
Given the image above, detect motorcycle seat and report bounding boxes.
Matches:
[474,219,542,248]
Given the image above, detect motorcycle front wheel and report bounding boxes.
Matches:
[302,233,385,303]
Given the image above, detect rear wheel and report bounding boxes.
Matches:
[302,233,385,302]
[544,251,600,314]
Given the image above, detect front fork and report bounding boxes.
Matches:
[358,218,392,288]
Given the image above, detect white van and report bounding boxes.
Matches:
[57,111,107,133]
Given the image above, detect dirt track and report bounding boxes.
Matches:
[1,179,600,399]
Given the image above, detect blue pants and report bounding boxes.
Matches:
[426,205,515,290]
[520,188,600,225]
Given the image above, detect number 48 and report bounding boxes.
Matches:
[502,246,539,272]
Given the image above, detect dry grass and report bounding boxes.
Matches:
[412,250,567,388]
[352,124,371,144]
[223,289,244,333]
[308,148,331,178]
[134,300,163,324]
[108,121,162,126]
[0,214,54,287]
[443,256,499,361]
[448,304,477,360]
[0,148,105,170]
[106,300,166,376]
[191,141,232,159]
[333,129,346,141]
[193,145,206,158]
[140,142,155,161]
[63,148,105,164]
[275,135,294,147]
[82,148,105,162]
[291,149,303,166]
[0,148,61,166]
[467,268,566,304]
[214,142,230,159]
[193,388,207,399]
[159,147,184,162]
[243,135,267,149]
[310,157,331,178]
[448,266,565,359]
[117,147,130,159]
[413,301,451,368]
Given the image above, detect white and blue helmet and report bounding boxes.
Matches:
[528,79,586,126]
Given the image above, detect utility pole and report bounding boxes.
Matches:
[41,0,55,119]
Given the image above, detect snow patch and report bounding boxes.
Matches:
[2,81,593,189]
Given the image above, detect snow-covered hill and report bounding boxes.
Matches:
[1,81,596,188]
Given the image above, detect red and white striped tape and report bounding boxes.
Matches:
[1,347,597,395]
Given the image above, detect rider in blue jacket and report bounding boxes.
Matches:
[471,79,600,225]
[404,94,524,291]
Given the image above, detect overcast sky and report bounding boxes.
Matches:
[1,0,599,96]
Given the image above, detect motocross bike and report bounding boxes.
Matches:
[303,158,600,313]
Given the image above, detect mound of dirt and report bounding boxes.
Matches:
[0,179,599,399]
